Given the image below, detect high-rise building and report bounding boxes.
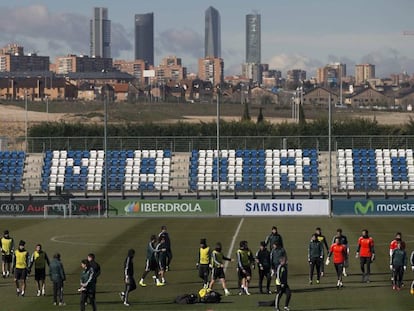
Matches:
[198,57,224,86]
[90,7,111,58]
[134,13,154,66]
[246,13,261,64]
[355,64,375,85]
[205,6,221,58]
[55,55,113,74]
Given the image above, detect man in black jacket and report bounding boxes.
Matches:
[275,257,291,311]
[255,241,271,294]
[119,249,136,307]
[308,234,323,284]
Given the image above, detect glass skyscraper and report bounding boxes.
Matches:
[204,6,221,58]
[90,7,111,58]
[245,13,261,64]
[134,13,154,66]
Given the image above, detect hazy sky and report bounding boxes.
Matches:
[1,0,413,77]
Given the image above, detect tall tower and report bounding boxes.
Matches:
[246,12,261,64]
[205,6,221,58]
[134,13,154,66]
[90,7,111,58]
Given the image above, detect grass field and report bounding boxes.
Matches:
[0,216,413,311]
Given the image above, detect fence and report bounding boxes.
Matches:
[11,135,414,153]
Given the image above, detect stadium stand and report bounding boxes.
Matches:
[0,151,25,192]
[189,149,319,192]
[40,150,172,193]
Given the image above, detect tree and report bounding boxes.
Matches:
[257,107,264,123]
[241,101,251,121]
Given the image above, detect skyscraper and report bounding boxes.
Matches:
[245,13,261,64]
[134,13,154,66]
[90,7,111,58]
[205,6,221,58]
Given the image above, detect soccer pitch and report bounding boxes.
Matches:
[0,216,413,311]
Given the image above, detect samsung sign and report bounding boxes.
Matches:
[221,199,329,216]
[333,199,414,216]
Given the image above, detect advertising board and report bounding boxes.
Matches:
[220,199,329,216]
[332,199,414,216]
[111,199,218,217]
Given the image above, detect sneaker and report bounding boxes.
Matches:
[139,279,147,287]
[392,285,396,290]
[119,292,125,301]
[284,307,290,311]
[53,302,57,306]
[2,272,5,278]
[316,280,320,284]
[224,289,230,296]
[16,289,20,296]
[320,271,324,277]
[309,280,313,285]
[37,290,41,296]
[245,289,251,296]
[42,288,46,296]
[267,290,272,294]
[343,270,348,277]
[6,271,10,277]
[156,282,165,287]
[238,289,244,296]
[166,266,169,271]
[123,301,130,307]
[59,302,66,306]
[21,291,25,297]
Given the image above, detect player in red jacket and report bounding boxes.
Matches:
[356,229,375,283]
[326,237,347,289]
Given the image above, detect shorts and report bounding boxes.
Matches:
[212,267,225,280]
[34,268,46,281]
[238,266,252,279]
[158,257,167,271]
[14,268,27,280]
[2,254,12,263]
[144,259,158,272]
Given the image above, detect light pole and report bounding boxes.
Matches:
[103,88,109,217]
[328,93,332,214]
[216,86,221,214]
[25,90,28,152]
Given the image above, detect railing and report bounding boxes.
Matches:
[6,135,414,153]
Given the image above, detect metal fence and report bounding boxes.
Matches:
[14,135,414,153]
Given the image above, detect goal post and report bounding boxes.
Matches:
[69,198,104,218]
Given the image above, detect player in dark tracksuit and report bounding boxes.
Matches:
[308,234,323,284]
[139,235,163,286]
[315,227,329,276]
[119,249,136,306]
[270,241,287,280]
[158,225,172,270]
[265,226,284,250]
[275,257,291,311]
[255,241,271,294]
[390,241,407,290]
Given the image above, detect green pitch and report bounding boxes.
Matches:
[0,217,413,311]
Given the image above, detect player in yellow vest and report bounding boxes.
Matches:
[1,229,14,278]
[197,238,211,288]
[13,240,30,296]
[29,244,50,296]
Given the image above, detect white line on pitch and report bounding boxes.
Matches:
[224,218,244,272]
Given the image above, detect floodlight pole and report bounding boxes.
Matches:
[328,93,332,214]
[25,90,28,152]
[104,89,109,217]
[216,87,220,214]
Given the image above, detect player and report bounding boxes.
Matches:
[139,234,164,287]
[315,227,329,276]
[326,237,347,289]
[236,240,255,295]
[355,229,375,283]
[87,253,101,304]
[308,233,323,284]
[390,241,407,291]
[13,240,30,296]
[389,232,405,282]
[155,235,167,285]
[255,241,272,294]
[265,226,284,250]
[270,240,287,281]
[119,249,136,307]
[197,238,211,289]
[332,228,349,276]
[275,257,291,311]
[29,244,50,296]
[49,253,66,306]
[209,242,232,296]
[1,229,14,277]
[158,225,172,271]
[79,259,96,311]
[410,249,414,295]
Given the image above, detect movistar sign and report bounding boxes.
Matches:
[333,199,414,216]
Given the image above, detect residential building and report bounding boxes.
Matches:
[54,55,113,74]
[316,63,346,86]
[135,13,154,66]
[242,63,262,84]
[0,43,24,56]
[355,64,375,85]
[205,6,221,58]
[286,69,306,86]
[155,56,186,83]
[0,53,49,72]
[198,57,224,86]
[90,7,111,58]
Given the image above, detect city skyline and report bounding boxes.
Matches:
[90,7,111,58]
[0,1,413,77]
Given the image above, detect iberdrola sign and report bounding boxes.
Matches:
[111,199,217,217]
[333,199,414,216]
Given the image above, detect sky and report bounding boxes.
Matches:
[0,0,414,78]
